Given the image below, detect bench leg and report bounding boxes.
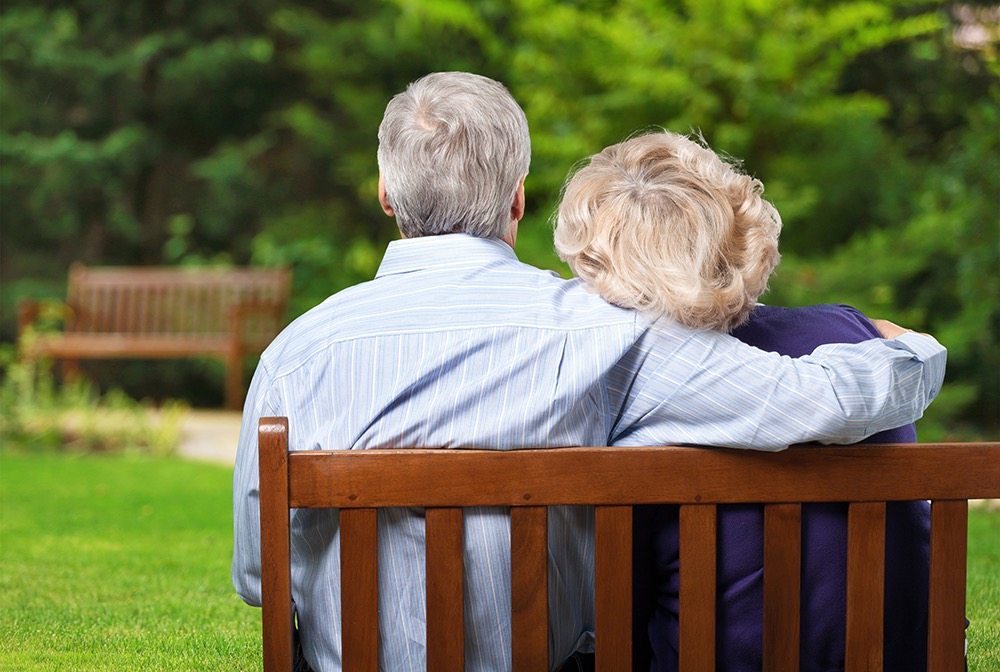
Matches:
[225,352,244,411]
[62,359,82,383]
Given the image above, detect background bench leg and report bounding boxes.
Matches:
[62,358,82,383]
[225,352,244,410]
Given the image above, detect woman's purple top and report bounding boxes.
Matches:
[633,304,930,672]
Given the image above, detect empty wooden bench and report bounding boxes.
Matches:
[257,417,1000,671]
[18,264,291,409]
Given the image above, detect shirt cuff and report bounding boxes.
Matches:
[890,331,944,359]
[885,331,947,399]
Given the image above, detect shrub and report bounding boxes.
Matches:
[0,342,187,455]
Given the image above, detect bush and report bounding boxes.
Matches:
[0,342,187,455]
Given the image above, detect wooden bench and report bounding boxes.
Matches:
[18,264,291,409]
[257,417,1000,671]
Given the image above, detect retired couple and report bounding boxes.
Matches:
[233,72,944,671]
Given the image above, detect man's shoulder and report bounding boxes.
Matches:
[260,268,640,374]
[258,282,376,369]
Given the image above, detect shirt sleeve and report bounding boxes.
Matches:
[612,325,946,451]
[231,361,276,606]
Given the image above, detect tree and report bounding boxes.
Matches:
[2,0,995,435]
[1,0,290,317]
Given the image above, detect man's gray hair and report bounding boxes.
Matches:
[377,72,531,239]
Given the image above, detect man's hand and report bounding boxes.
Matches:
[871,318,913,339]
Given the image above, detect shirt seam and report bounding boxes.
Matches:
[257,359,280,417]
[264,320,638,384]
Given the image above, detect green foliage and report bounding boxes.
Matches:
[2,0,997,435]
[767,95,1000,439]
[0,340,187,455]
[0,0,289,317]
[0,453,260,670]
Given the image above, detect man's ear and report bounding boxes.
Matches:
[511,178,526,222]
[378,174,395,217]
[502,179,526,248]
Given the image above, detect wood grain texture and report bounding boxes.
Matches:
[256,422,998,672]
[845,502,886,672]
[595,506,632,672]
[258,417,294,672]
[425,507,465,672]
[288,443,1000,508]
[763,503,801,672]
[340,508,379,672]
[927,500,968,672]
[679,504,716,672]
[510,506,548,672]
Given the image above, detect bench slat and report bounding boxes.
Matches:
[511,506,548,672]
[120,284,139,331]
[165,285,175,334]
[845,502,886,671]
[425,507,465,672]
[679,504,716,672]
[27,334,232,358]
[259,417,294,671]
[340,508,379,672]
[927,500,968,672]
[118,284,131,333]
[595,506,632,672]
[763,503,801,672]
[95,281,109,331]
[110,283,122,332]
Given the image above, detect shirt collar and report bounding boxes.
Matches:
[375,233,519,278]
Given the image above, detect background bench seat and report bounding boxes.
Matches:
[19,264,291,409]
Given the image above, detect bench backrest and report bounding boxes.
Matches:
[65,263,291,345]
[257,417,1000,672]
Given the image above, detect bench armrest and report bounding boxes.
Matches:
[18,299,75,335]
[17,299,41,335]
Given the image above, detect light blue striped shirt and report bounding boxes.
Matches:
[233,234,945,671]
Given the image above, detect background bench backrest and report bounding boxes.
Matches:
[66,264,290,343]
[257,417,1000,672]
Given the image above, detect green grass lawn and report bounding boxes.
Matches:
[967,506,1000,669]
[1,452,997,670]
[0,453,260,671]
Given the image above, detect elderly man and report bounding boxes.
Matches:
[233,71,945,672]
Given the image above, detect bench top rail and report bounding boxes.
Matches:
[64,264,290,341]
[285,442,1000,508]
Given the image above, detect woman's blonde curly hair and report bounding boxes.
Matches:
[554,131,781,332]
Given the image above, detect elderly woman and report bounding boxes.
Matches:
[554,131,930,672]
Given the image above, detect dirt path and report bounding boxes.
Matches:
[177,410,242,465]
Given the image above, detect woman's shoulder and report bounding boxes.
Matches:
[732,303,881,357]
